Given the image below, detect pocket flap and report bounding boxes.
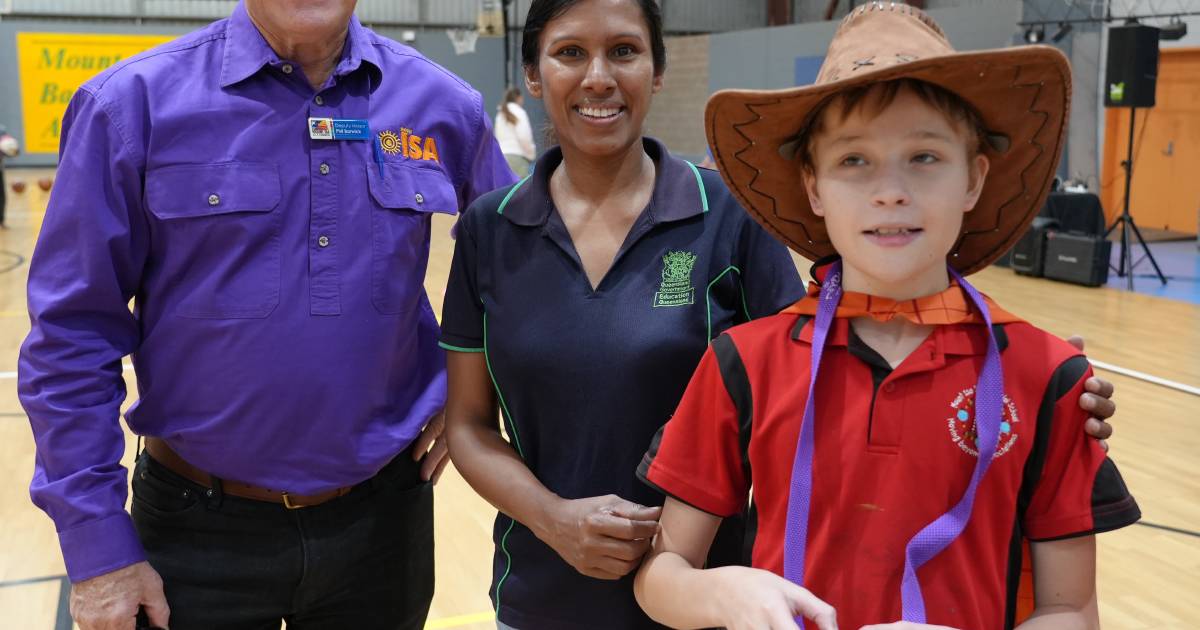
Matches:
[146,162,281,219]
[366,162,458,216]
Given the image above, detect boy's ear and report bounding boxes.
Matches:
[802,167,825,217]
[964,153,990,213]
[524,66,542,99]
[652,72,664,94]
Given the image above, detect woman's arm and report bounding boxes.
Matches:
[444,351,661,580]
[634,497,837,630]
[1016,537,1099,630]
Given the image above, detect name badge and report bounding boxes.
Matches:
[308,118,371,141]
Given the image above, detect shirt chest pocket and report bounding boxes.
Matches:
[367,162,457,315]
[145,162,282,318]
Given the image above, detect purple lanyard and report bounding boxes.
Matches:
[783,261,1004,625]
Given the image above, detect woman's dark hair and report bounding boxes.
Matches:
[500,87,522,126]
[521,0,666,75]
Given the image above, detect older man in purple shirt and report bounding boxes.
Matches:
[18,1,515,628]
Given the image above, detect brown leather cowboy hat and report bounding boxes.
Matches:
[706,1,1071,274]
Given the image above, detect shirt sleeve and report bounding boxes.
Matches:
[17,88,149,582]
[439,209,486,352]
[638,334,750,516]
[458,92,518,209]
[736,211,805,319]
[1022,356,1141,541]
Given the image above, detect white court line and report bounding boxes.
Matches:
[1,360,1197,397]
[1090,359,1200,397]
[0,363,133,380]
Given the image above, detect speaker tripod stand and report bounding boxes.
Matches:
[1105,107,1167,291]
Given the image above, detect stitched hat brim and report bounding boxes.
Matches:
[706,45,1071,274]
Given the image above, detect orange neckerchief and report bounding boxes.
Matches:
[783,266,1024,325]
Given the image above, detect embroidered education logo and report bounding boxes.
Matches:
[653,250,697,307]
[947,387,1020,459]
[377,127,440,163]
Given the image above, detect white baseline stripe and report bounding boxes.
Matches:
[1090,359,1200,397]
[0,363,134,381]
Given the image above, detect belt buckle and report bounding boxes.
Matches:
[281,492,308,510]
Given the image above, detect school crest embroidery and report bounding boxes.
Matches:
[653,250,697,307]
[947,386,1020,458]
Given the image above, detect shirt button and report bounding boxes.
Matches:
[207,193,220,206]
[319,163,330,175]
[318,235,330,247]
[314,95,324,105]
[281,63,293,74]
[883,382,896,393]
[414,193,424,204]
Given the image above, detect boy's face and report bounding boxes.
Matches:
[802,88,989,299]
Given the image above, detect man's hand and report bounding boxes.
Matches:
[412,410,449,483]
[70,561,169,630]
[536,495,662,580]
[1065,336,1116,451]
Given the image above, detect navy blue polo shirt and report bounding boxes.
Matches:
[439,138,804,630]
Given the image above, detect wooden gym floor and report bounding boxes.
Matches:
[1,167,1197,629]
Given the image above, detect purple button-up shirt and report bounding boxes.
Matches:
[18,1,515,582]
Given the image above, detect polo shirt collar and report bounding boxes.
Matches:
[789,314,1011,356]
[499,137,708,227]
[221,1,382,88]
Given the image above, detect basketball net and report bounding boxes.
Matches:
[447,28,479,55]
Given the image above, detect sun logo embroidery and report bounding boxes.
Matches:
[378,130,402,155]
[653,250,697,307]
[947,386,1020,458]
[378,127,440,163]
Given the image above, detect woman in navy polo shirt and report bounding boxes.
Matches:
[439,1,1118,628]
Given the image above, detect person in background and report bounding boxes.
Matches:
[0,124,18,228]
[495,87,538,176]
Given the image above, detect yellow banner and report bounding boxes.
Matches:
[17,32,176,154]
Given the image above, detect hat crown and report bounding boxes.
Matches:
[816,2,954,85]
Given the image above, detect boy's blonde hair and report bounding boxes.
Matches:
[795,78,988,173]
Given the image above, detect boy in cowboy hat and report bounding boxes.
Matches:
[633,4,1139,629]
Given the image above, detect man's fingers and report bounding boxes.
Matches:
[593,512,661,540]
[411,412,445,461]
[1066,334,1085,352]
[598,536,653,562]
[609,502,663,523]
[143,599,171,629]
[1084,376,1115,401]
[1085,417,1114,440]
[428,451,451,485]
[420,440,449,482]
[593,555,641,577]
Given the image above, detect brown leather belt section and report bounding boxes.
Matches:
[143,437,353,509]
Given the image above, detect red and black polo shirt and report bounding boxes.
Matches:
[639,311,1140,629]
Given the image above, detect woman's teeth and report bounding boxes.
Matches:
[577,106,621,119]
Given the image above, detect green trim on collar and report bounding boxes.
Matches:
[496,176,532,215]
[685,161,710,213]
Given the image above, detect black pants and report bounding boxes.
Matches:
[131,449,435,630]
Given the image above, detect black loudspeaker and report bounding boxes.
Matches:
[1043,232,1112,287]
[1011,217,1060,277]
[1105,25,1159,108]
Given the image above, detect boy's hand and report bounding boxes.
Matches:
[537,494,661,580]
[710,566,838,630]
[864,619,955,624]
[1065,335,1116,451]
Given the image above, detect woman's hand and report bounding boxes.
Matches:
[536,494,661,580]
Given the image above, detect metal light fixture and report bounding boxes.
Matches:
[1159,16,1188,40]
[1024,25,1045,43]
[1052,22,1073,42]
